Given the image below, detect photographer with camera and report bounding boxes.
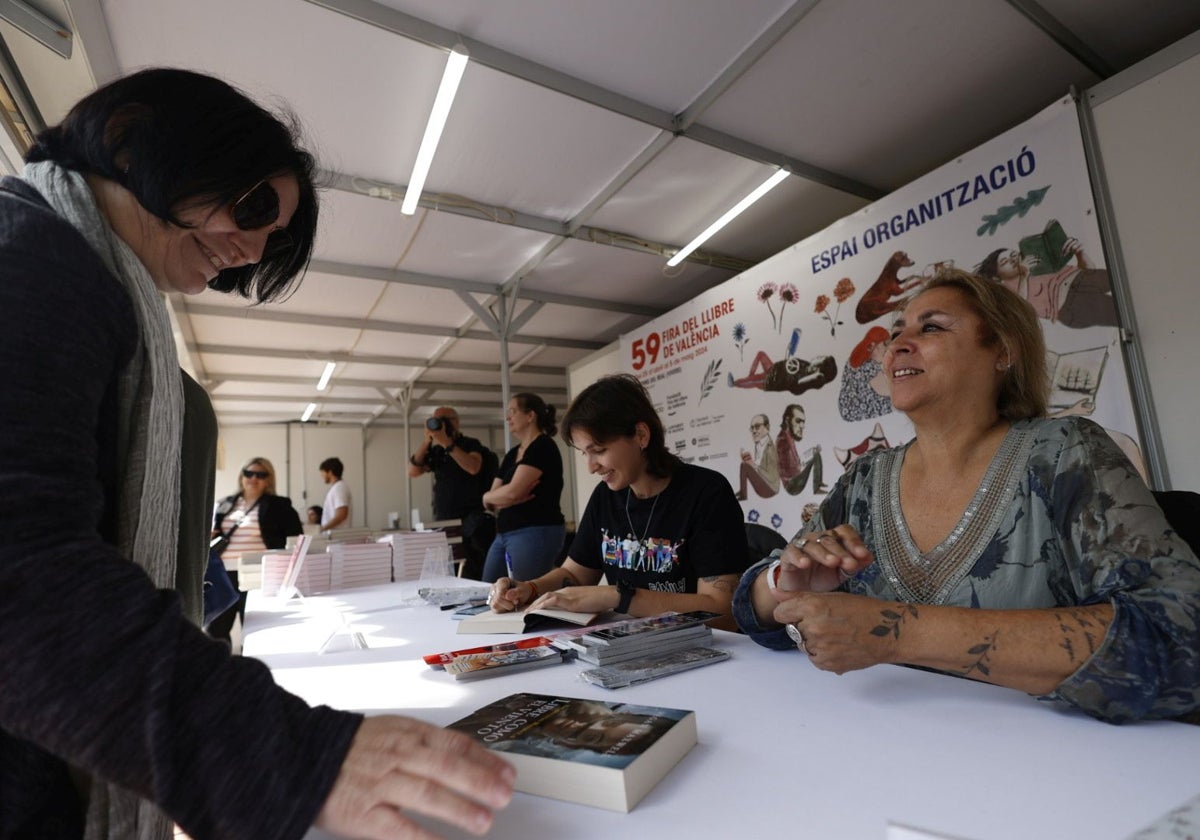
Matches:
[408,407,496,578]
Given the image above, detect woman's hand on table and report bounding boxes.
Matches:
[774,592,907,673]
[315,715,515,839]
[528,585,616,614]
[775,526,874,596]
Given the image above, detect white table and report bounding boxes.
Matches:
[244,582,1200,840]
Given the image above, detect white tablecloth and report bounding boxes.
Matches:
[243,582,1200,840]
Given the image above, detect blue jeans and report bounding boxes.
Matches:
[482,524,566,583]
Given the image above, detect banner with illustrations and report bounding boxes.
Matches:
[620,96,1140,541]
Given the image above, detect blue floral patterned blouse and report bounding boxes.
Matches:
[732,416,1200,723]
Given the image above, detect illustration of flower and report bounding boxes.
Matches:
[747,508,760,522]
[776,283,799,333]
[770,513,784,530]
[815,278,855,337]
[834,277,856,304]
[731,322,749,361]
[758,282,779,330]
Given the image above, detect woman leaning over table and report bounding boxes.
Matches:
[208,457,302,642]
[488,374,749,631]
[0,68,511,840]
[733,268,1200,723]
[481,393,566,582]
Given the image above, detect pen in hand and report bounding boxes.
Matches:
[505,550,515,582]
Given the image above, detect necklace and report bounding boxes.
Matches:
[625,487,661,543]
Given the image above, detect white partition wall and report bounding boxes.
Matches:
[1086,31,1200,491]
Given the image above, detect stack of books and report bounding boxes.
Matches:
[259,548,330,596]
[379,531,452,581]
[556,611,719,666]
[329,542,393,590]
[557,611,730,689]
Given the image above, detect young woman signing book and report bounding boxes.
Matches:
[488,374,749,631]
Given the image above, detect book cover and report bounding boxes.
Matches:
[580,646,731,689]
[443,645,569,680]
[446,693,697,812]
[455,606,607,635]
[423,618,642,668]
[1018,218,1071,274]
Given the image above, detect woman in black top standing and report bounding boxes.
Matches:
[481,393,566,581]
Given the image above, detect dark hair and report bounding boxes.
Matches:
[514,392,557,436]
[307,505,322,518]
[319,457,344,478]
[26,67,318,303]
[561,374,680,478]
[781,404,805,431]
[976,248,1006,281]
[919,268,1049,420]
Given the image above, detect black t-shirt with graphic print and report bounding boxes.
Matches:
[568,463,749,594]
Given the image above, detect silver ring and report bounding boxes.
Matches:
[486,592,494,605]
[785,622,806,654]
[793,537,810,549]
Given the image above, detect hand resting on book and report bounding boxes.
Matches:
[315,715,516,838]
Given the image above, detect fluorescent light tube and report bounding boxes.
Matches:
[301,402,317,422]
[666,168,790,267]
[316,361,336,391]
[402,48,469,215]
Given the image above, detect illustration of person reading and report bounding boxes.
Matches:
[976,221,1117,329]
[728,328,838,395]
[736,414,780,501]
[775,404,827,495]
[838,326,893,422]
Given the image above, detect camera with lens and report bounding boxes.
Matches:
[426,417,448,432]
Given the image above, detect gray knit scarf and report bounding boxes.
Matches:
[23,160,182,840]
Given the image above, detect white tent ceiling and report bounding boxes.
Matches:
[3,0,1198,430]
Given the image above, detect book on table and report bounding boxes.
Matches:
[446,692,697,812]
[442,645,570,680]
[576,610,719,645]
[580,646,731,689]
[454,606,608,635]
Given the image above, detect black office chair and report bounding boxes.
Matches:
[745,522,787,565]
[1152,490,1200,557]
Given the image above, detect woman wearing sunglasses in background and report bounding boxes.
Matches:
[208,457,302,646]
[0,69,512,840]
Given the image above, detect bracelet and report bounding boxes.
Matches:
[765,559,783,591]
[526,580,539,600]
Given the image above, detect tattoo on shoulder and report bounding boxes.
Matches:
[870,604,919,639]
[962,632,998,678]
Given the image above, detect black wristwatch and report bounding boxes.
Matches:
[615,579,637,614]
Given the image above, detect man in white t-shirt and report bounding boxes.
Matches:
[319,456,351,532]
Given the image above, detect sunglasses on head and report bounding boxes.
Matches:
[231,179,294,260]
[242,469,269,480]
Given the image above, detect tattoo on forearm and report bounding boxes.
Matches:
[1053,608,1103,664]
[963,633,998,678]
[870,604,919,639]
[702,575,735,593]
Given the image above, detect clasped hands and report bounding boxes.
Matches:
[769,526,900,673]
